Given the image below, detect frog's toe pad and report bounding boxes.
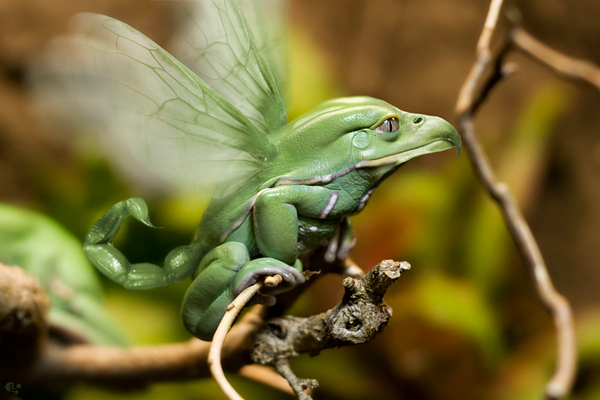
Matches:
[233,258,305,297]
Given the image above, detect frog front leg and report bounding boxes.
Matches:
[183,185,348,340]
[181,242,304,341]
[253,185,353,262]
[84,198,202,289]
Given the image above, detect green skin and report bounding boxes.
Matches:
[84,96,461,341]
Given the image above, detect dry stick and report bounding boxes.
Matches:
[460,117,576,400]
[455,0,504,115]
[273,359,316,400]
[12,268,267,392]
[455,0,577,399]
[16,307,285,399]
[25,308,263,389]
[237,365,294,395]
[455,0,505,116]
[512,27,600,91]
[208,275,283,400]
[508,28,600,397]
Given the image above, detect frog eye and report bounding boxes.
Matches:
[375,117,399,134]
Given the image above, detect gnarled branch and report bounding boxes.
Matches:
[250,260,411,399]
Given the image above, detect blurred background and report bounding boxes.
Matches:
[1,0,600,399]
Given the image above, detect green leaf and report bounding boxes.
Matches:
[0,203,128,346]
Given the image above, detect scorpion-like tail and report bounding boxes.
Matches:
[84,198,201,289]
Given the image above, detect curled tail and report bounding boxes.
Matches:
[84,198,201,289]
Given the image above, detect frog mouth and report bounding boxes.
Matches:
[356,139,460,169]
[274,119,461,187]
[275,139,459,187]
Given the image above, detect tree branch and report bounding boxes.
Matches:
[0,260,265,393]
[0,245,354,395]
[0,263,50,381]
[512,27,600,90]
[23,308,263,391]
[455,1,584,398]
[250,260,411,399]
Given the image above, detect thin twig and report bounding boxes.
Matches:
[274,359,317,400]
[512,27,600,91]
[209,283,262,400]
[509,29,600,399]
[477,0,504,53]
[455,0,505,115]
[455,0,578,398]
[237,365,294,395]
[24,308,263,390]
[208,275,283,400]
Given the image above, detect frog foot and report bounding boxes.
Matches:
[181,243,305,341]
[232,258,305,297]
[232,258,305,307]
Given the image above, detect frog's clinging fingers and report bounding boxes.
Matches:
[181,242,304,341]
[83,198,202,289]
[253,184,356,264]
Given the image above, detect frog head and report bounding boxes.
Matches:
[274,96,461,187]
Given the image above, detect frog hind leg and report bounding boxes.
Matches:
[83,198,202,289]
[181,242,304,341]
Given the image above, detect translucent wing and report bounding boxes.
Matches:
[238,0,287,101]
[170,0,287,134]
[32,12,277,192]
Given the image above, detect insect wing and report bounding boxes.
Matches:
[33,12,276,192]
[238,0,288,103]
[170,0,287,134]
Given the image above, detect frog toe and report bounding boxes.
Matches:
[232,257,305,297]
